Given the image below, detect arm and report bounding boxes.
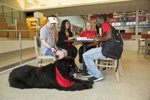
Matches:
[41,39,56,52]
[59,31,76,40]
[92,30,112,42]
[87,42,99,48]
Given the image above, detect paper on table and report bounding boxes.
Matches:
[76,37,93,40]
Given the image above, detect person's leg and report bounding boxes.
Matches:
[79,46,84,69]
[83,47,106,78]
[57,47,68,57]
[45,49,55,56]
[79,46,83,63]
[70,45,77,58]
[62,49,68,57]
[55,50,65,59]
[59,45,72,57]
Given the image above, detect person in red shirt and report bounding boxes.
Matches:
[79,20,99,70]
[82,14,112,82]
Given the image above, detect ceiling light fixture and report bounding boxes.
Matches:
[27,0,34,4]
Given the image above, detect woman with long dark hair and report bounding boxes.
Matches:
[56,20,78,58]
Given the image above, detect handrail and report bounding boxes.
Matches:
[0,30,40,32]
[0,14,27,21]
[0,30,40,65]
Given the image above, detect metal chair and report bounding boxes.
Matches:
[34,36,56,66]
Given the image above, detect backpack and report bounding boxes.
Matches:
[101,23,123,59]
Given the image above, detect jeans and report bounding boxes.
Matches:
[45,47,62,57]
[83,47,106,78]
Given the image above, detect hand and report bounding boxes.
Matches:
[75,35,79,38]
[92,35,97,38]
[92,37,100,41]
[55,46,58,49]
[51,48,56,54]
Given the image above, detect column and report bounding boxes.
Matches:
[136,10,139,35]
[88,14,91,20]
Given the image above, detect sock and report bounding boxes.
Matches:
[80,63,83,69]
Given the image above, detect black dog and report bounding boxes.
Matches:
[9,56,93,91]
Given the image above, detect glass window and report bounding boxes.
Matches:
[3,5,13,24]
[126,22,129,25]
[20,11,26,22]
[13,8,20,24]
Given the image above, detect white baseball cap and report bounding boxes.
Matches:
[48,17,57,23]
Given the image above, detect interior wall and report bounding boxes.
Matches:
[59,16,85,28]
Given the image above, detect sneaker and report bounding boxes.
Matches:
[103,67,106,72]
[108,67,111,70]
[82,73,93,78]
[88,76,104,82]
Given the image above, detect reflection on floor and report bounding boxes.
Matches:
[0,44,150,100]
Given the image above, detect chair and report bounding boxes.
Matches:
[34,36,56,66]
[144,39,150,58]
[95,58,123,82]
[137,39,145,53]
[131,35,145,53]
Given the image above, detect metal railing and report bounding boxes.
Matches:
[0,30,40,65]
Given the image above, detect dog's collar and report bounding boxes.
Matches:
[56,67,75,87]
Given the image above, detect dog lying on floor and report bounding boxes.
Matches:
[9,56,93,91]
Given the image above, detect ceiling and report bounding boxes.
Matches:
[25,0,150,19]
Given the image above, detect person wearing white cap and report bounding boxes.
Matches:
[40,15,67,59]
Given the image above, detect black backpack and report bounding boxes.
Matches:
[101,23,123,59]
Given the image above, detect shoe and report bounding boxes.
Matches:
[82,73,93,78]
[88,76,104,82]
[103,67,106,72]
[108,67,111,70]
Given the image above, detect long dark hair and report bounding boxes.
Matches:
[60,20,71,33]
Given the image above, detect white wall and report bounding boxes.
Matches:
[59,16,85,28]
[0,40,34,53]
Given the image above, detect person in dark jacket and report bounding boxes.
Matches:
[56,20,78,58]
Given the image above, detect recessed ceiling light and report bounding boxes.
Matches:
[27,0,34,4]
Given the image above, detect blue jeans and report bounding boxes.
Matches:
[83,47,106,78]
[45,47,62,57]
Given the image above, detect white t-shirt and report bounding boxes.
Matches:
[40,25,55,55]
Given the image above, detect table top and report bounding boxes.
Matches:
[64,39,97,42]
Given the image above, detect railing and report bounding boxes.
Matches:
[0,30,40,65]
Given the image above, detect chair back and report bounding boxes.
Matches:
[131,35,141,39]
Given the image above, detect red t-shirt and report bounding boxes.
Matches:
[102,23,112,37]
[80,31,98,47]
[67,36,71,46]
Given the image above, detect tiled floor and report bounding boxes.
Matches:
[0,44,150,100]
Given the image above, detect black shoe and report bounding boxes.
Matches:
[82,73,93,78]
[88,76,104,82]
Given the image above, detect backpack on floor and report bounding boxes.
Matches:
[102,23,123,59]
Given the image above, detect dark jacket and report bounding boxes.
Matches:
[56,31,73,46]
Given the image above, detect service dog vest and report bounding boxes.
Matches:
[56,67,75,87]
